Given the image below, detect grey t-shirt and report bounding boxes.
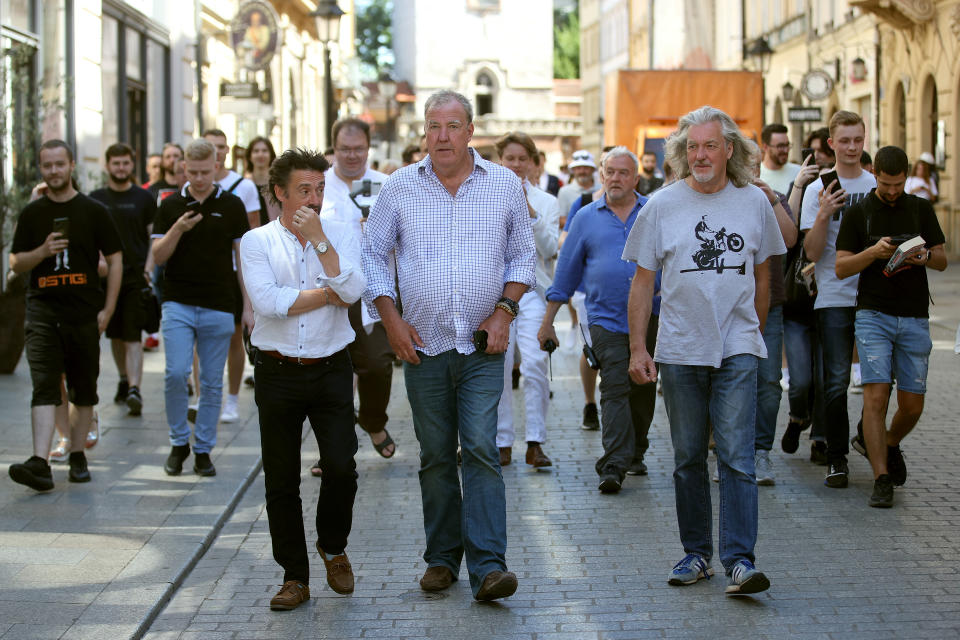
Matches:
[622,179,787,367]
[800,169,876,309]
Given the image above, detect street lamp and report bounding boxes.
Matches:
[378,72,397,159]
[781,81,795,103]
[310,0,346,149]
[745,37,773,73]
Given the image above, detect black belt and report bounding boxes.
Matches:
[260,350,324,365]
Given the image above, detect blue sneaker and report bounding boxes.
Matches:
[725,560,770,595]
[668,553,714,586]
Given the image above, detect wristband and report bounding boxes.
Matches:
[495,296,519,318]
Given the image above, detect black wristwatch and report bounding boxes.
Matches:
[495,296,519,318]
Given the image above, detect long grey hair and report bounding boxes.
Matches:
[663,106,757,188]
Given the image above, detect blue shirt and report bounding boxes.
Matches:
[362,149,537,356]
[547,193,659,334]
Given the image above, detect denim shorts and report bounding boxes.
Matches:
[854,309,932,394]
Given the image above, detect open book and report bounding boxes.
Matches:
[884,236,925,276]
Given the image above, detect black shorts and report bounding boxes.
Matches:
[106,284,145,341]
[25,319,100,407]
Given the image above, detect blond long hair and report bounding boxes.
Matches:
[663,106,756,188]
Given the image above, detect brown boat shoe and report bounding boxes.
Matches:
[316,544,355,594]
[525,443,552,468]
[269,580,309,610]
[419,565,456,592]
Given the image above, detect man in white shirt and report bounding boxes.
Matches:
[800,110,876,490]
[494,132,559,468]
[759,123,801,194]
[203,128,261,423]
[240,148,367,611]
[321,118,396,458]
[556,150,600,227]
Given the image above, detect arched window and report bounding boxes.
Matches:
[894,81,906,150]
[475,71,495,116]
[920,75,937,159]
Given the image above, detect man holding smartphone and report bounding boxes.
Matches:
[152,138,251,477]
[9,139,123,491]
[800,111,876,489]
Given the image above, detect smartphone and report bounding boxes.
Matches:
[351,179,382,197]
[801,147,814,164]
[819,170,840,194]
[52,217,69,240]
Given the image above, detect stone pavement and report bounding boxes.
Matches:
[3,269,960,639]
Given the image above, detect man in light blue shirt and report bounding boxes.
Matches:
[362,90,536,602]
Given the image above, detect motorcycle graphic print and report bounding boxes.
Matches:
[680,215,746,275]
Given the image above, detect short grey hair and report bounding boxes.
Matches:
[424,90,474,124]
[602,146,639,172]
[184,138,216,162]
[663,105,756,188]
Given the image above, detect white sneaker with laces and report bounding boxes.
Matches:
[220,398,239,423]
[755,450,775,486]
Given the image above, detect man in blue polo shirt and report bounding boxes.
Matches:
[539,147,656,493]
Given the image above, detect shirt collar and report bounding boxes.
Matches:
[597,191,645,212]
[180,183,222,201]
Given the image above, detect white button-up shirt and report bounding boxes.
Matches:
[524,179,560,293]
[240,218,367,359]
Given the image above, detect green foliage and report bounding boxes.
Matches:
[554,1,580,79]
[0,43,43,292]
[355,0,393,77]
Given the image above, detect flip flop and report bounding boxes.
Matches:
[370,430,396,459]
[310,460,322,477]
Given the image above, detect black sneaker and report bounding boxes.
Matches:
[810,441,828,465]
[114,379,129,404]
[869,474,894,508]
[887,445,907,486]
[164,444,191,476]
[851,418,868,459]
[598,473,621,493]
[824,458,849,488]
[193,452,216,477]
[126,386,143,416]
[582,403,599,430]
[244,375,255,388]
[625,458,647,476]
[781,418,807,454]
[9,456,54,491]
[511,368,521,390]
[68,451,91,483]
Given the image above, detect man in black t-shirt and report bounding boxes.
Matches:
[148,142,184,205]
[90,143,157,416]
[151,138,251,478]
[8,140,123,492]
[836,145,947,508]
[635,151,664,196]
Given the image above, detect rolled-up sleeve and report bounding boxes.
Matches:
[240,232,300,318]
[323,219,367,304]
[503,181,537,288]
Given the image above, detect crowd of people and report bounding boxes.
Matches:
[6,90,947,609]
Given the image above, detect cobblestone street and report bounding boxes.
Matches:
[2,272,960,639]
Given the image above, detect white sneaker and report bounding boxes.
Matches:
[220,400,239,423]
[780,368,790,392]
[755,450,775,486]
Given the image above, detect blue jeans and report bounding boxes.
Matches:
[783,315,826,440]
[755,305,784,451]
[816,307,855,461]
[161,301,235,453]
[404,349,507,596]
[660,355,759,572]
[855,310,932,394]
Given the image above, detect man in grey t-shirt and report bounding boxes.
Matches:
[622,107,785,597]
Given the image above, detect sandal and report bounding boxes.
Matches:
[50,437,71,463]
[85,411,100,449]
[370,430,396,458]
[310,460,322,477]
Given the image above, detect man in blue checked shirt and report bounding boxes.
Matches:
[361,90,537,602]
[538,147,656,494]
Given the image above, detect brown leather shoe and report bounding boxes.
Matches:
[525,443,552,468]
[270,580,309,610]
[419,565,456,592]
[499,447,512,466]
[475,570,518,601]
[316,545,354,594]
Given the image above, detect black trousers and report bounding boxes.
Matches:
[590,315,659,478]
[254,348,358,584]
[347,301,395,434]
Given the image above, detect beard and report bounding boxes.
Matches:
[109,170,132,184]
[691,166,716,184]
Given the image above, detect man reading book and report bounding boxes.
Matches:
[835,145,947,508]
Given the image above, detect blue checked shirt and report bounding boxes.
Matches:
[362,149,537,356]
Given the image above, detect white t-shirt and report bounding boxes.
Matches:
[622,179,786,367]
[759,162,801,195]
[905,176,938,200]
[217,170,261,216]
[800,169,876,309]
[557,180,599,221]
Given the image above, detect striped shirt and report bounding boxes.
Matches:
[362,149,537,356]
